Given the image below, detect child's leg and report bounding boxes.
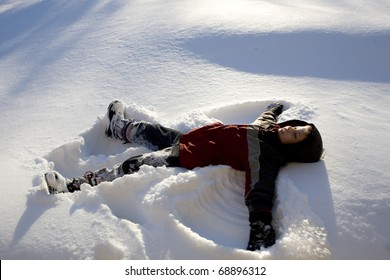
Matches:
[128,121,182,150]
[105,100,182,150]
[44,148,176,194]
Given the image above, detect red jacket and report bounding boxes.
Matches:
[178,109,286,214]
[179,123,251,171]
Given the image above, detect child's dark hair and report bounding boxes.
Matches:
[278,120,323,163]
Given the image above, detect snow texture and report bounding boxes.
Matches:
[1,0,390,260]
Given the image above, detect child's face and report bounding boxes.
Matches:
[278,125,312,144]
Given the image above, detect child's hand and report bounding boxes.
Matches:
[267,103,283,116]
[247,217,276,251]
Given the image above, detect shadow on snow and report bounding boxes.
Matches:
[183,32,390,83]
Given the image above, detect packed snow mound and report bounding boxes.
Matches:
[31,100,330,259]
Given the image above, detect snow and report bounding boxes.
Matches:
[1,0,390,261]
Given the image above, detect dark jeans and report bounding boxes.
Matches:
[119,122,183,175]
[131,121,183,150]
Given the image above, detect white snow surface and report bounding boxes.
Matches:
[1,0,390,260]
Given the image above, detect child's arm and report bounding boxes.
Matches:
[252,103,283,125]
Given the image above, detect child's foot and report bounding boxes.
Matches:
[44,171,71,194]
[44,171,94,194]
[105,100,132,142]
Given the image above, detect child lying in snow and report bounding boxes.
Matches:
[44,100,323,251]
